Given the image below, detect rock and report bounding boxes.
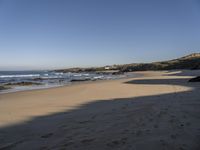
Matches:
[0,86,10,91]
[71,78,91,82]
[188,76,200,82]
[112,71,124,75]
[32,78,43,81]
[5,82,42,86]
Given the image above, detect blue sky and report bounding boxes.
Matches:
[0,0,199,70]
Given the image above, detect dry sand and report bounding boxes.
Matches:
[0,70,200,150]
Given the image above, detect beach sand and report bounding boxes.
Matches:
[0,70,200,150]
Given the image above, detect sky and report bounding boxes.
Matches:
[0,0,200,70]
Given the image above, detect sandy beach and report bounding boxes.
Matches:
[0,70,200,150]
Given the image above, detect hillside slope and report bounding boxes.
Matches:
[56,53,200,73]
[118,53,200,72]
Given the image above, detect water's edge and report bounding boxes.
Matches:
[0,71,140,94]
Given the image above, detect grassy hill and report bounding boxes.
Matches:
[56,53,200,73]
[117,53,200,72]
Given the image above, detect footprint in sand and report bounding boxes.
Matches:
[79,120,90,124]
[154,124,158,128]
[39,146,49,150]
[121,138,127,144]
[186,122,191,126]
[170,115,176,118]
[179,146,186,150]
[123,129,129,133]
[81,138,95,143]
[145,129,151,134]
[91,115,96,119]
[107,140,119,147]
[41,133,53,138]
[182,115,187,119]
[107,138,127,147]
[63,141,74,147]
[141,123,146,126]
[122,106,127,109]
[169,119,174,123]
[160,139,167,146]
[170,134,177,139]
[149,118,153,122]
[164,108,169,111]
[136,130,142,137]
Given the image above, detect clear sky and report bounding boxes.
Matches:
[0,0,199,70]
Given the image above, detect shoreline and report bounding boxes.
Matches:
[0,72,141,95]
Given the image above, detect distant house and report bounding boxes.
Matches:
[104,66,110,70]
[104,65,118,70]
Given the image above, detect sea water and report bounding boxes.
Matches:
[0,71,128,93]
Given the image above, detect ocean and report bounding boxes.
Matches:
[0,71,128,93]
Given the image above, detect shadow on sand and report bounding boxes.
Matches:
[0,78,200,150]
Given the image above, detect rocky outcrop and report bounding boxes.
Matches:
[0,86,9,91]
[5,82,42,86]
[70,79,91,82]
[189,76,200,82]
